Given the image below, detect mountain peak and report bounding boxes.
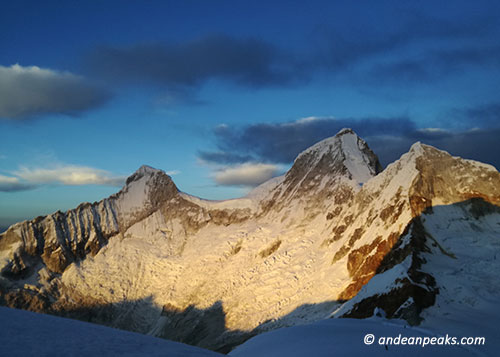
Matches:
[408,141,432,156]
[292,129,382,185]
[125,165,165,186]
[295,128,355,159]
[337,127,355,136]
[136,164,163,176]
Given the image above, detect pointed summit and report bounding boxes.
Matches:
[291,128,382,185]
[125,165,171,186]
[118,165,178,219]
[337,127,356,136]
[136,164,162,175]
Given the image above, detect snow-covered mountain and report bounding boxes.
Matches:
[1,128,499,353]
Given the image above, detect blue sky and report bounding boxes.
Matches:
[1,0,500,229]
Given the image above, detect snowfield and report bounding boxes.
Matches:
[0,306,222,357]
[230,318,484,357]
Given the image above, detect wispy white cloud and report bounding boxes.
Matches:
[285,116,323,125]
[0,64,110,119]
[14,165,125,186]
[0,163,125,192]
[213,163,281,187]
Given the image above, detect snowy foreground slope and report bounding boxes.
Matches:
[230,318,481,357]
[1,128,500,353]
[0,306,221,357]
[0,306,483,357]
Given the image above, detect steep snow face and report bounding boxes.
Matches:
[1,131,499,353]
[114,165,179,223]
[340,131,379,184]
[115,166,163,220]
[292,128,382,186]
[256,129,382,225]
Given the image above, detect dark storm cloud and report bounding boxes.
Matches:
[198,151,256,165]
[0,184,35,193]
[368,45,500,83]
[457,102,500,128]
[83,13,500,95]
[85,35,302,88]
[434,45,500,69]
[368,128,500,169]
[300,10,500,88]
[313,11,498,71]
[201,117,415,164]
[201,117,500,170]
[0,64,110,120]
[426,129,500,167]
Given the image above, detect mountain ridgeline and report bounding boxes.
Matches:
[1,129,500,352]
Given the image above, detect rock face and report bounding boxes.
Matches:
[1,129,500,352]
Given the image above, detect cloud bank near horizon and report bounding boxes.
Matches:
[0,164,125,192]
[212,163,283,187]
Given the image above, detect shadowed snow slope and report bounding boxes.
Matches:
[1,129,499,353]
[0,306,221,357]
